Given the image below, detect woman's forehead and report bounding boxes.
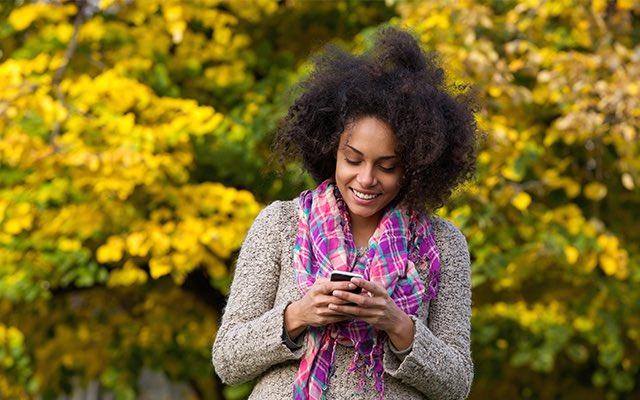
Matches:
[339,119,398,156]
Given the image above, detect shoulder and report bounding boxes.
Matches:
[429,215,470,264]
[430,216,467,244]
[251,200,281,228]
[277,197,299,222]
[256,198,298,223]
[248,197,299,236]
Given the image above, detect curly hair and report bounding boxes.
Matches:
[272,25,482,215]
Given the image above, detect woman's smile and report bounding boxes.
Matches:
[350,187,382,203]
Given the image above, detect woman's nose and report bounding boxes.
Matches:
[357,166,377,187]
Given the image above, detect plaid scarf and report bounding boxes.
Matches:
[292,178,441,400]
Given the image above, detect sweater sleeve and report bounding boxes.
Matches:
[211,201,306,385]
[382,219,474,400]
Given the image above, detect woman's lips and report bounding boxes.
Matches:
[349,187,381,205]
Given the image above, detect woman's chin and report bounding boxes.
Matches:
[346,202,381,220]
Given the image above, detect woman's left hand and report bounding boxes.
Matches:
[329,277,415,351]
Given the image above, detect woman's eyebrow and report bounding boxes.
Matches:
[345,145,397,160]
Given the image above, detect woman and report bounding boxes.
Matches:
[212,26,479,400]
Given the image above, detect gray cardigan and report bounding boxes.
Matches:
[211,198,473,399]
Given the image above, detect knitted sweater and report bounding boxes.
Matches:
[211,198,474,399]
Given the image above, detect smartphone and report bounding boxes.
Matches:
[330,271,363,295]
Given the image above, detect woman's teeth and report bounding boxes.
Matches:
[352,188,381,200]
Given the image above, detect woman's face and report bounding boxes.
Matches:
[335,116,403,227]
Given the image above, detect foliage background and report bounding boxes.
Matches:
[1,0,639,399]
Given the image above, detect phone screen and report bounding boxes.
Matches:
[330,272,363,294]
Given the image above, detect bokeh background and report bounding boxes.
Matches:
[1,0,639,399]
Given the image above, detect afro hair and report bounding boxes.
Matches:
[272,25,483,215]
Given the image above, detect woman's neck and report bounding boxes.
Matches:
[349,210,382,248]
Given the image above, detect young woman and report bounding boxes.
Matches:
[212,26,479,400]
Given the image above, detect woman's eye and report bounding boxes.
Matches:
[345,158,396,172]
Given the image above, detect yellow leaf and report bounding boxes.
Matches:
[597,234,619,253]
[599,254,617,276]
[584,182,607,201]
[511,192,531,211]
[150,229,171,255]
[6,326,24,348]
[618,0,633,10]
[560,178,581,198]
[501,163,523,182]
[543,130,558,146]
[8,4,45,31]
[592,0,607,12]
[171,233,197,252]
[573,316,594,332]
[149,258,172,279]
[3,216,31,235]
[566,216,584,235]
[584,254,597,272]
[126,232,150,257]
[62,354,74,368]
[99,0,117,10]
[163,5,185,43]
[485,176,499,188]
[583,222,596,237]
[478,151,491,164]
[54,23,74,43]
[77,325,90,342]
[488,85,502,97]
[508,59,525,72]
[96,236,125,263]
[2,203,34,234]
[564,246,579,264]
[107,261,148,287]
[171,252,192,270]
[621,173,635,190]
[58,238,82,252]
[614,250,629,280]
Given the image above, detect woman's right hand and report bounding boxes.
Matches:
[284,277,355,338]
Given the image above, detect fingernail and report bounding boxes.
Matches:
[332,290,338,296]
[348,283,355,289]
